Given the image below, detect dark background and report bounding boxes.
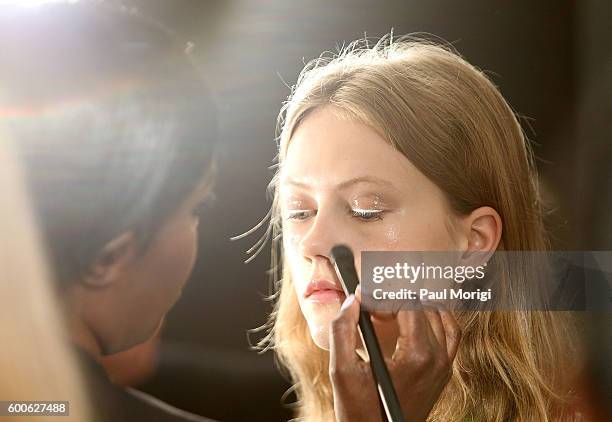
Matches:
[109,1,610,420]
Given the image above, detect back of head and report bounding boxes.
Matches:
[0,0,216,283]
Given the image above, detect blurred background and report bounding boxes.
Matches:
[79,0,610,420]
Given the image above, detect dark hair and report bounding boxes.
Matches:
[0,2,217,283]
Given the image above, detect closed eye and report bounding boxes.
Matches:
[286,209,316,221]
[350,208,383,222]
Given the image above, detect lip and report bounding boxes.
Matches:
[305,279,345,303]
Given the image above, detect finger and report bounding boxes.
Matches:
[439,307,462,361]
[423,304,447,352]
[369,309,397,322]
[329,294,361,370]
[396,301,427,338]
[357,284,396,322]
[392,305,433,362]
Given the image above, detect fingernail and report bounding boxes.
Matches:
[341,294,355,311]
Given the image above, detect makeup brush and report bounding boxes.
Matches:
[331,244,405,422]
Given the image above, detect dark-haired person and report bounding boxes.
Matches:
[1,3,215,421]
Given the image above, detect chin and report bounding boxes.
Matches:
[303,302,341,351]
[309,323,331,350]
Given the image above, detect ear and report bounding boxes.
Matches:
[84,232,136,288]
[460,206,502,263]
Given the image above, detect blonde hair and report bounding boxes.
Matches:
[0,129,91,421]
[254,36,581,422]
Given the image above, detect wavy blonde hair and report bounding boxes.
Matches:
[257,36,578,421]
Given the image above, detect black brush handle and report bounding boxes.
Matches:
[330,245,405,422]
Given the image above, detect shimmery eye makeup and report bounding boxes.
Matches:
[348,193,389,222]
[350,208,384,221]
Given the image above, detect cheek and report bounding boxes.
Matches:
[374,209,457,251]
[302,302,338,351]
[401,215,456,250]
[283,232,308,300]
[384,223,400,244]
[150,219,199,296]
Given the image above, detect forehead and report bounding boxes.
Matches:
[280,107,418,189]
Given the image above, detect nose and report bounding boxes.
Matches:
[299,208,338,263]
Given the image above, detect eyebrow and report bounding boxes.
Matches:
[282,175,397,191]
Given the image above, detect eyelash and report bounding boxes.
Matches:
[350,208,384,222]
[285,208,383,222]
[286,210,315,221]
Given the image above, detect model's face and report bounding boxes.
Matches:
[280,107,460,350]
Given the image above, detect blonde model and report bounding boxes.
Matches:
[259,36,579,421]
